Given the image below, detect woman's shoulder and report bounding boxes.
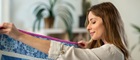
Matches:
[102,44,123,55]
[91,44,124,60]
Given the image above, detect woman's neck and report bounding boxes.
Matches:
[102,39,108,44]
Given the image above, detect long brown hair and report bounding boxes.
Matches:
[85,2,130,60]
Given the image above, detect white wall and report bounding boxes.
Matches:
[1,0,10,23]
[97,0,140,60]
[9,0,82,31]
[0,0,1,23]
[10,0,48,31]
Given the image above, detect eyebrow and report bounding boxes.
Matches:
[89,18,96,21]
[89,18,93,21]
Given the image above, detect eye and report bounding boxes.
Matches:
[92,21,96,24]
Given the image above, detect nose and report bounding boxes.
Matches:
[86,24,91,31]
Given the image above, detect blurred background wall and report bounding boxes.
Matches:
[1,0,82,30]
[0,0,1,23]
[1,0,140,60]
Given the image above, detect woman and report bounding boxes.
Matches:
[0,2,130,60]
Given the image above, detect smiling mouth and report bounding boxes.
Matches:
[90,32,95,36]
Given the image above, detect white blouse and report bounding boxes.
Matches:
[48,41,124,60]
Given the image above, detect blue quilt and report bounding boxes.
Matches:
[0,30,78,60]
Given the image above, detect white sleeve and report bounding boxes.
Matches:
[48,41,99,60]
[48,40,63,59]
[48,41,122,60]
[57,46,100,60]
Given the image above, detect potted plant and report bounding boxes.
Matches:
[32,0,75,40]
[32,0,58,31]
[130,24,140,53]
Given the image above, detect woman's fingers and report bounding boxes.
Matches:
[0,28,10,34]
[0,22,21,39]
[0,27,11,34]
[78,43,85,48]
[0,22,18,35]
[0,22,11,33]
[78,41,86,48]
[2,22,13,29]
[0,29,7,34]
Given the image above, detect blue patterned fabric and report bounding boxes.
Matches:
[1,55,28,60]
[0,32,78,60]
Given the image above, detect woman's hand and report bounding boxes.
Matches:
[0,22,50,54]
[0,22,23,39]
[78,40,89,49]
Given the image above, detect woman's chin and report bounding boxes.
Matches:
[91,37,100,40]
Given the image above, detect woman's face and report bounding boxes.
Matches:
[87,11,105,40]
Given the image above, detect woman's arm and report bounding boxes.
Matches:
[0,22,50,54]
[17,32,50,54]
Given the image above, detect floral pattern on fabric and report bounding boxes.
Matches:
[0,34,78,59]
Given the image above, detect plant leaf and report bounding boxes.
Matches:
[33,2,50,14]
[57,7,73,40]
[130,43,139,53]
[32,2,51,31]
[63,1,75,10]
[57,7,73,23]
[38,18,42,31]
[131,24,140,33]
[49,0,58,10]
[33,19,39,32]
[59,14,73,40]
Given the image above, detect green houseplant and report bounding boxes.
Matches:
[32,0,58,31]
[131,24,140,53]
[32,0,75,40]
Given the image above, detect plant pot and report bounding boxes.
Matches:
[44,17,54,29]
